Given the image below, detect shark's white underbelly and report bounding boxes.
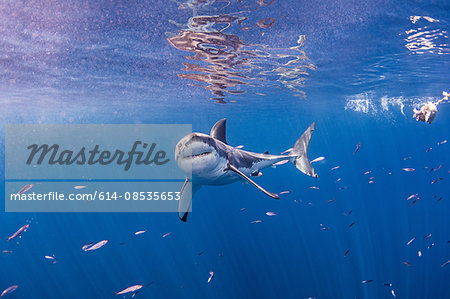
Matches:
[191,156,250,186]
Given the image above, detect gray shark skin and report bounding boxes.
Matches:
[175,119,318,221]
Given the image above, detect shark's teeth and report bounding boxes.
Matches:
[185,151,212,159]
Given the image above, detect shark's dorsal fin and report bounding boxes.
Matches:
[227,164,279,199]
[210,118,227,144]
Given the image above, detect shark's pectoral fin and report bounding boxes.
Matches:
[178,178,200,222]
[227,165,279,199]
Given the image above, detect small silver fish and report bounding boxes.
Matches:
[273,159,289,166]
[250,220,262,224]
[432,165,442,172]
[331,166,340,170]
[81,242,94,251]
[431,178,443,184]
[115,285,143,295]
[441,260,450,267]
[0,285,18,298]
[265,212,277,216]
[84,240,108,251]
[410,197,420,207]
[406,237,415,246]
[279,191,291,195]
[364,171,372,175]
[320,224,330,230]
[402,168,415,172]
[353,142,361,155]
[17,184,33,195]
[280,148,293,155]
[308,186,319,190]
[207,271,214,283]
[134,230,147,235]
[7,224,29,241]
[310,156,325,163]
[74,186,87,190]
[162,232,172,238]
[406,194,418,201]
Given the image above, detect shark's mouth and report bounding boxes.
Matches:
[184,151,212,159]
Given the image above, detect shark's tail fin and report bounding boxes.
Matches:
[290,122,318,178]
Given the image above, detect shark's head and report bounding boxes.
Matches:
[175,133,222,176]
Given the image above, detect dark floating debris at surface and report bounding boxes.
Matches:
[256,18,276,28]
[167,10,315,103]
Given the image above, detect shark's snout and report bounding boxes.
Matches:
[175,133,219,175]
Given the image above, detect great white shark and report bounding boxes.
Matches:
[175,119,318,221]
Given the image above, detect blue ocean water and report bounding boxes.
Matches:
[0,0,449,298]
